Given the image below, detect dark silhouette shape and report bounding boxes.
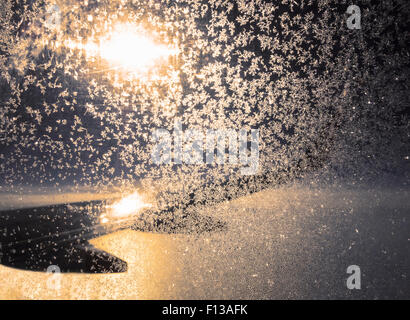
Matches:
[0,201,127,273]
[0,197,227,273]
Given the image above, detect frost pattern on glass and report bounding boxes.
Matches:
[0,0,408,209]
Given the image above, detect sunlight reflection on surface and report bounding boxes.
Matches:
[102,191,153,223]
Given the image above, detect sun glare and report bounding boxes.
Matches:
[101,30,175,71]
[90,24,178,73]
[56,23,178,80]
[111,191,153,218]
[100,191,153,224]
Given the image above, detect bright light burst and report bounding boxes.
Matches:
[102,191,153,223]
[100,25,177,72]
[70,23,179,75]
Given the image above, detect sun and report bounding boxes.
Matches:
[94,24,178,74]
[57,23,179,80]
[100,26,176,71]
